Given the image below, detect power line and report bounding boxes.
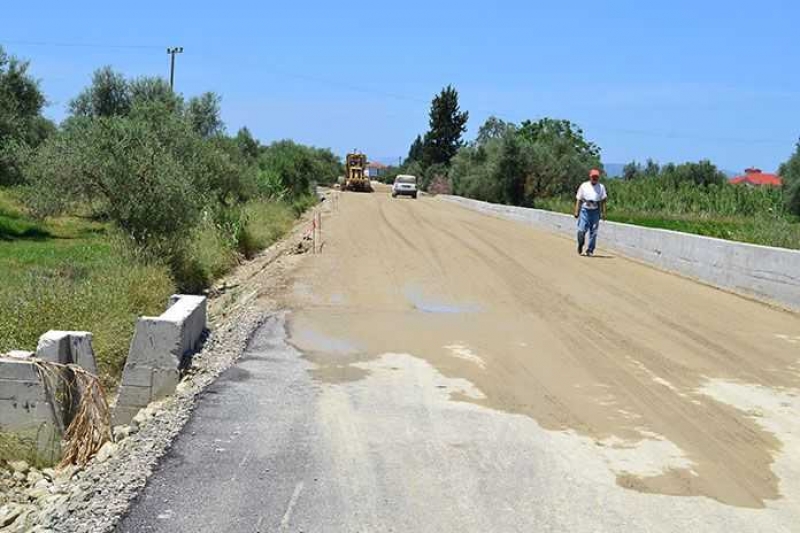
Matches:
[0,39,165,50]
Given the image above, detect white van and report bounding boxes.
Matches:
[392,175,418,199]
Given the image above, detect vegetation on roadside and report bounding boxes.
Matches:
[0,46,341,385]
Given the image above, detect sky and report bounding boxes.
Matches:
[2,0,799,172]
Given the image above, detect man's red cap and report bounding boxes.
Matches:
[589,169,601,178]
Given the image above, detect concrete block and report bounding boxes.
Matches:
[116,384,153,408]
[114,295,207,425]
[68,332,97,376]
[35,331,70,364]
[0,358,41,383]
[0,357,67,459]
[151,368,180,400]
[5,351,34,359]
[34,331,98,375]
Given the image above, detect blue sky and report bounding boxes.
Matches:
[3,0,799,171]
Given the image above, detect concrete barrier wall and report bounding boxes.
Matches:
[441,195,800,311]
[114,294,207,425]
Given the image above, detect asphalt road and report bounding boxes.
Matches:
[117,192,800,532]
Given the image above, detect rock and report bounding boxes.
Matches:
[27,486,50,501]
[95,441,118,464]
[176,379,193,394]
[0,504,24,527]
[8,461,29,474]
[41,468,56,481]
[113,425,133,442]
[55,464,79,482]
[13,472,26,482]
[27,469,44,484]
[132,408,154,427]
[33,479,50,491]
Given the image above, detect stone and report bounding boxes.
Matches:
[55,464,79,482]
[8,461,29,474]
[95,441,118,463]
[27,469,44,484]
[113,424,135,442]
[27,486,50,500]
[13,471,26,482]
[41,468,56,480]
[0,503,25,527]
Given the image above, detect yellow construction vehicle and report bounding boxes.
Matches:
[343,152,373,192]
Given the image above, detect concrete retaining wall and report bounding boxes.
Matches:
[114,295,207,425]
[442,195,800,311]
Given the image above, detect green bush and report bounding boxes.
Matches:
[779,142,800,217]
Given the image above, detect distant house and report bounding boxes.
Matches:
[730,168,783,187]
[365,161,387,179]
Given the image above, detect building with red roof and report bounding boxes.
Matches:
[365,161,387,179]
[730,168,783,187]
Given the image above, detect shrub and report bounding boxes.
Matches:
[779,142,800,217]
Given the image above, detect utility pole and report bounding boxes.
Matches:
[166,47,183,91]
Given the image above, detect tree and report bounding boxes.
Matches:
[476,116,514,145]
[185,92,224,138]
[0,46,50,185]
[235,127,260,162]
[130,76,182,112]
[406,134,423,164]
[517,118,602,199]
[779,140,800,216]
[422,85,468,167]
[257,140,316,199]
[25,102,203,250]
[496,134,527,206]
[69,66,131,118]
[661,160,726,187]
[517,118,600,160]
[643,158,660,178]
[622,161,642,181]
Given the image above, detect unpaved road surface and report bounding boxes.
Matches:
[118,192,800,532]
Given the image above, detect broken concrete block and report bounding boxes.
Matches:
[35,331,97,376]
[35,332,71,364]
[113,295,207,425]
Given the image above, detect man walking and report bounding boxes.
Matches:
[574,168,607,256]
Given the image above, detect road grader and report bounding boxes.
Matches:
[340,152,373,192]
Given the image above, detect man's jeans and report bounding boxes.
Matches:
[577,207,601,254]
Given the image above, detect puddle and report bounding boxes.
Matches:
[289,327,361,355]
[404,286,481,314]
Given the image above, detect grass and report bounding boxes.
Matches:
[1,189,309,389]
[536,195,800,250]
[0,188,175,387]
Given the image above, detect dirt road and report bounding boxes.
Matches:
[119,191,800,532]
